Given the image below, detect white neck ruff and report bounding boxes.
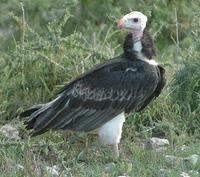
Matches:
[133,40,142,52]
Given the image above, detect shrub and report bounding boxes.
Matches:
[170,12,200,134]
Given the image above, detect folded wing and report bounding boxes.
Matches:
[22,58,164,135]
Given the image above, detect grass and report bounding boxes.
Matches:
[0,0,200,176]
[0,131,200,177]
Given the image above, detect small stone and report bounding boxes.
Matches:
[181,145,188,151]
[0,124,20,140]
[46,165,60,176]
[145,137,169,151]
[165,155,182,165]
[166,154,198,166]
[150,137,169,147]
[188,170,199,175]
[184,154,198,165]
[13,164,24,171]
[180,172,190,177]
[156,147,168,152]
[104,162,116,173]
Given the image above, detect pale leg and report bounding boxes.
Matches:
[111,143,119,157]
[98,112,125,157]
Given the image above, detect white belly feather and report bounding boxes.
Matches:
[98,112,125,145]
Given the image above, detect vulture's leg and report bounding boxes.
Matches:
[98,112,125,157]
[111,143,119,157]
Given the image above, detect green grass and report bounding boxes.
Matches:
[0,0,200,176]
[0,131,200,177]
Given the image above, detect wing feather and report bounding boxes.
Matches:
[23,58,164,135]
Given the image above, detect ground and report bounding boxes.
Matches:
[0,123,200,177]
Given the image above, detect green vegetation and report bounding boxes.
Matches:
[0,0,199,176]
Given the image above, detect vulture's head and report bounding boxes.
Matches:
[118,12,155,58]
[117,11,147,32]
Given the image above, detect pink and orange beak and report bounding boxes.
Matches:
[117,19,125,29]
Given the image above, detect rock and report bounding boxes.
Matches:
[183,154,198,165]
[165,154,198,166]
[145,137,169,151]
[180,172,190,177]
[0,124,20,140]
[104,162,116,173]
[188,170,199,175]
[165,155,181,164]
[13,164,24,171]
[181,145,188,151]
[165,155,183,166]
[150,137,169,147]
[46,165,60,176]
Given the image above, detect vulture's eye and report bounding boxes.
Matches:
[133,18,138,22]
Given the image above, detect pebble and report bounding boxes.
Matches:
[165,154,198,166]
[46,165,60,176]
[13,164,24,171]
[180,172,190,177]
[145,137,169,151]
[150,137,169,146]
[0,124,20,140]
[181,145,188,151]
[165,155,181,164]
[188,170,199,175]
[183,154,198,165]
[150,137,170,146]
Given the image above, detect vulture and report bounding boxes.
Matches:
[21,11,166,157]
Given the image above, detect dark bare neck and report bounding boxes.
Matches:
[123,30,156,60]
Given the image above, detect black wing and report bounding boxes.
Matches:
[22,58,163,135]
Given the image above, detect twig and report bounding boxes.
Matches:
[141,126,155,133]
[39,54,66,70]
[20,1,25,50]
[175,8,180,57]
[20,1,26,86]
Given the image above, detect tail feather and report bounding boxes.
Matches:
[20,103,51,131]
[32,96,68,134]
[20,104,43,117]
[20,95,69,136]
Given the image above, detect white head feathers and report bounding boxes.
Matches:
[118,11,148,31]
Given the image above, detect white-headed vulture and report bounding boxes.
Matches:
[21,11,166,157]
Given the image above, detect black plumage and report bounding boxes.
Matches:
[21,31,166,136]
